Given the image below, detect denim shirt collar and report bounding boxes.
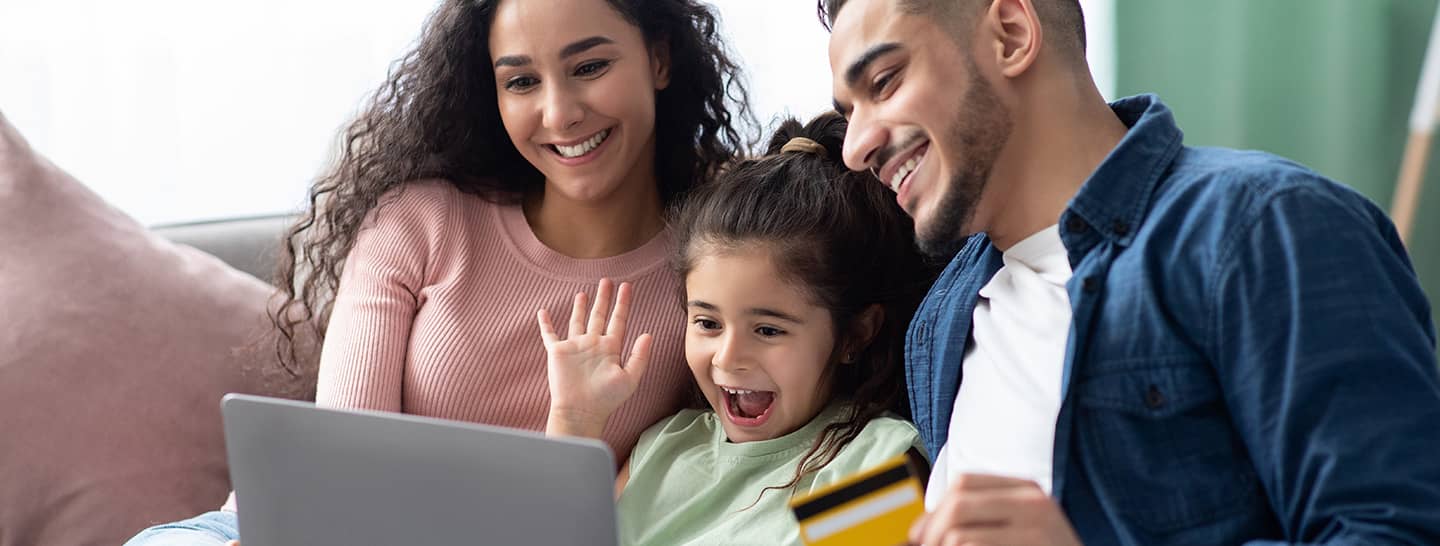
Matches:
[1060,94,1185,263]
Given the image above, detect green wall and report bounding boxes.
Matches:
[1115,0,1440,337]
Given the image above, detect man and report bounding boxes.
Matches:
[822,0,1440,544]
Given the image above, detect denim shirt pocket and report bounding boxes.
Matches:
[1074,359,1263,533]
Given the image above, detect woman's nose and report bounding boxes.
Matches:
[541,85,585,132]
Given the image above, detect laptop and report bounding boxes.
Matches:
[220,393,619,546]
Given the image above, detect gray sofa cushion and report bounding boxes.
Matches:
[153,215,294,284]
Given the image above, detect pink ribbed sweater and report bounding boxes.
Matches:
[223,179,690,511]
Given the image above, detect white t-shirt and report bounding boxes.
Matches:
[925,225,1073,508]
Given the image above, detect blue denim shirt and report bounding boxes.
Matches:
[907,94,1440,545]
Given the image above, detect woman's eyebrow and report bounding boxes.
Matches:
[493,36,616,68]
[560,36,615,58]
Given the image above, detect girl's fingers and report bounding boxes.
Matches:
[536,309,559,346]
[606,282,634,337]
[624,333,654,381]
[587,278,615,334]
[568,291,588,338]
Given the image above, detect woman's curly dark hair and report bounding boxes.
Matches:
[269,0,754,377]
[672,112,937,506]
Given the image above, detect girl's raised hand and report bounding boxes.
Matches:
[537,279,653,439]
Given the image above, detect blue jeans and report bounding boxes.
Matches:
[123,510,239,546]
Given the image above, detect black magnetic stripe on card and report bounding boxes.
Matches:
[792,463,910,521]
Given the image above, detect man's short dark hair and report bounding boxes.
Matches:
[819,0,1086,58]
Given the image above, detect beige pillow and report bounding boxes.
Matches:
[0,111,312,546]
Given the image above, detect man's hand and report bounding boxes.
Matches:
[910,474,1082,546]
[538,278,653,439]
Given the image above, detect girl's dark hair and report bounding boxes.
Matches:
[672,111,936,502]
[270,0,753,376]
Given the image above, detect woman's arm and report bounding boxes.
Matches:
[315,187,453,411]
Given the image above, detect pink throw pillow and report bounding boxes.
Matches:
[0,111,312,546]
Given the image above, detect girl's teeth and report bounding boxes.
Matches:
[556,129,609,158]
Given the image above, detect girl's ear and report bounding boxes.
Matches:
[650,38,672,91]
[841,304,885,363]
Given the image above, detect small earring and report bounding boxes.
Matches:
[842,351,856,363]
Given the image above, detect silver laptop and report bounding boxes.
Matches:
[221,394,619,546]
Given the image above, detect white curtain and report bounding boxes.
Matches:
[0,0,1113,226]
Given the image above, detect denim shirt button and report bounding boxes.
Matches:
[1113,220,1131,237]
[1145,384,1166,409]
[1082,277,1100,293]
[1066,216,1088,233]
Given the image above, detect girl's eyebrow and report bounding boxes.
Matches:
[688,300,803,324]
[748,308,803,324]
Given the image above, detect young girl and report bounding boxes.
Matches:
[541,112,937,545]
[125,0,751,543]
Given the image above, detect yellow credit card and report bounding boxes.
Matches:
[789,450,928,546]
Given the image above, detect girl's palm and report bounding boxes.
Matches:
[538,279,653,420]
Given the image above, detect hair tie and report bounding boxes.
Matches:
[780,137,827,156]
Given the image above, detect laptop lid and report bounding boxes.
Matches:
[221,394,619,546]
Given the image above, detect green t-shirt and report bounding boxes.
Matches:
[616,404,923,546]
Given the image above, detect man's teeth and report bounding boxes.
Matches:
[555,129,610,158]
[890,155,920,193]
[722,387,758,395]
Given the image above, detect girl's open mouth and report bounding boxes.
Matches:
[720,386,775,427]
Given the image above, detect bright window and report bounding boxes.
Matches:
[0,0,1113,226]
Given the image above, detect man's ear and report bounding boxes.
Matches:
[982,0,1043,79]
[650,38,672,91]
[842,304,886,362]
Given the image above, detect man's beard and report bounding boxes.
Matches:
[916,65,1012,260]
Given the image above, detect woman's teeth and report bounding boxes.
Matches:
[555,129,610,158]
[890,154,920,193]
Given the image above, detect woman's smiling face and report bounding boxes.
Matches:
[489,0,670,204]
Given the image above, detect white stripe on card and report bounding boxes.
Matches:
[803,486,919,542]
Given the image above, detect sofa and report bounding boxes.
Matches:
[0,111,317,546]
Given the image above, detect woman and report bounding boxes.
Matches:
[124,0,750,543]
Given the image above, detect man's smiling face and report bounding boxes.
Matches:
[828,0,1012,257]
